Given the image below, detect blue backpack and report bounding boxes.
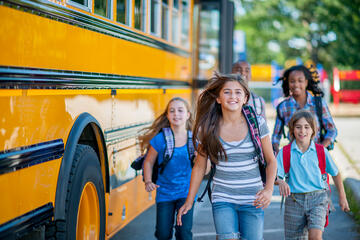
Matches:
[131,127,195,183]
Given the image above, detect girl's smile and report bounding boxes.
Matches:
[167,100,190,127]
[216,81,247,111]
[288,70,308,97]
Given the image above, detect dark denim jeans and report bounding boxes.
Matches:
[155,198,194,240]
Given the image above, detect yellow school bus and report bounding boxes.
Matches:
[0,0,234,239]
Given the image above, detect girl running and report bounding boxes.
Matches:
[142,97,195,240]
[177,73,277,240]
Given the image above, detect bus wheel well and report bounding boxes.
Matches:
[78,122,110,194]
[54,113,110,221]
[79,123,100,159]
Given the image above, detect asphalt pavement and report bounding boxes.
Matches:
[115,179,360,239]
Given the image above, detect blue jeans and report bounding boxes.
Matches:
[155,198,194,240]
[212,202,264,240]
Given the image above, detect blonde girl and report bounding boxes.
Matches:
[142,97,195,240]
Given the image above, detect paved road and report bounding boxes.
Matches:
[113,184,359,239]
[113,118,360,240]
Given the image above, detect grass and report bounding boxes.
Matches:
[344,182,360,232]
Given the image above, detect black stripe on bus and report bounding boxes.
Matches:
[2,0,190,58]
[0,66,191,89]
[0,203,53,239]
[0,139,64,175]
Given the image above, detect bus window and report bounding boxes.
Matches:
[172,0,180,44]
[150,0,160,35]
[197,4,220,79]
[181,0,189,48]
[117,0,129,25]
[68,0,91,11]
[95,0,110,18]
[161,0,169,40]
[134,0,145,31]
[70,0,87,5]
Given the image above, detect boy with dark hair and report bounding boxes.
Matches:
[232,60,266,120]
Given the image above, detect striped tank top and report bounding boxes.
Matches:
[211,116,269,205]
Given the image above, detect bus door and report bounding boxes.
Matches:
[193,0,234,88]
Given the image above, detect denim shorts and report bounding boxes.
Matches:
[212,202,264,240]
[284,190,328,239]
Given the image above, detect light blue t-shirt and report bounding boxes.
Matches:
[277,140,338,193]
[150,132,192,202]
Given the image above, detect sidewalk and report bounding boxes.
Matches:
[331,117,360,221]
[328,103,360,118]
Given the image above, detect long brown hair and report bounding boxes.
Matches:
[139,97,193,152]
[193,72,250,164]
[288,109,317,141]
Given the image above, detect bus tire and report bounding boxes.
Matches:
[64,144,105,240]
[45,220,65,239]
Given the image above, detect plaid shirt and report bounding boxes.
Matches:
[272,91,337,145]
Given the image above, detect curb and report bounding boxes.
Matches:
[344,178,360,207]
[333,142,360,224]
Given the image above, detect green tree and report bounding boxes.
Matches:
[236,0,360,70]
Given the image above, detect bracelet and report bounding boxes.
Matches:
[145,181,152,184]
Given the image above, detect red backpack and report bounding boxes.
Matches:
[282,143,331,227]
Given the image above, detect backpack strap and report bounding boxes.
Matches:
[251,92,263,116]
[197,161,216,202]
[280,143,292,212]
[315,143,328,183]
[243,105,263,158]
[314,96,325,142]
[276,100,286,138]
[242,105,266,183]
[187,130,195,167]
[282,144,292,180]
[315,143,332,227]
[158,127,175,174]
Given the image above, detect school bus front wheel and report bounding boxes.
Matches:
[46,144,105,239]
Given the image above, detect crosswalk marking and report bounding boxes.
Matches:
[193,229,283,237]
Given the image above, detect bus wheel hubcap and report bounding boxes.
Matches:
[77,182,100,239]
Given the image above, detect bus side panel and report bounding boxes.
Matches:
[0,5,191,81]
[0,90,113,225]
[0,160,61,224]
